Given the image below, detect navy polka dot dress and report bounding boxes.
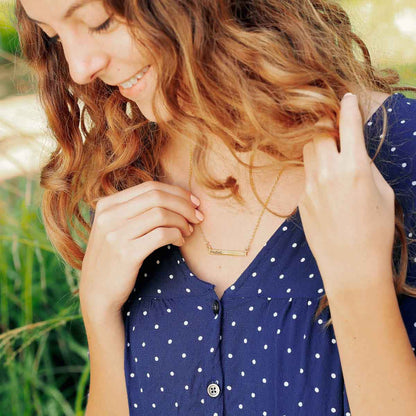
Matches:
[119,93,416,415]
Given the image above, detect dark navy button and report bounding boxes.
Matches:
[212,300,220,314]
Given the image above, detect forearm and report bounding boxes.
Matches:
[327,277,416,416]
[81,303,129,416]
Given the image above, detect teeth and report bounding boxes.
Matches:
[120,66,150,89]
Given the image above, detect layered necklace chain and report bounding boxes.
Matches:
[188,148,282,256]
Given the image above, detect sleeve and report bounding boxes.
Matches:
[365,93,416,353]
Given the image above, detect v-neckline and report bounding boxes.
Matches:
[172,93,403,301]
[175,207,301,301]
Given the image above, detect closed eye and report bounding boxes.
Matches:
[45,17,114,46]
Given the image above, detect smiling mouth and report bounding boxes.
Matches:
[118,65,151,89]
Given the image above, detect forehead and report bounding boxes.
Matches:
[20,0,102,24]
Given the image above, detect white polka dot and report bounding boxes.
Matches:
[252,359,256,364]
[198,367,202,372]
[331,373,337,379]
[331,338,337,344]
[314,387,319,393]
[210,347,215,352]
[292,242,297,248]
[130,373,135,378]
[241,371,245,376]
[258,288,262,294]
[126,311,131,316]
[184,321,188,326]
[292,314,297,319]
[168,339,172,344]
[198,335,203,341]
[286,288,291,293]
[300,368,304,374]
[402,163,407,168]
[279,274,284,279]
[170,371,175,376]
[154,324,159,329]
[185,385,189,390]
[134,357,138,362]
[273,312,278,317]
[228,353,233,359]
[231,321,236,326]
[252,272,257,277]
[143,311,148,316]
[262,378,267,383]
[230,285,236,290]
[367,121,373,126]
[134,403,138,408]
[167,308,171,313]
[315,353,320,359]
[307,300,312,306]
[239,404,243,409]
[287,348,292,353]
[160,387,164,392]
[309,273,314,278]
[157,289,162,294]
[331,408,336,413]
[251,392,255,397]
[318,319,323,325]
[298,402,303,407]
[317,288,324,293]
[401,120,406,124]
[391,147,396,152]
[264,344,268,350]
[182,353,187,358]
[284,381,289,387]
[276,329,281,334]
[270,257,276,262]
[169,274,174,279]
[185,288,191,293]
[243,338,248,343]
[197,305,203,310]
[346,412,351,416]
[257,326,262,331]
[154,356,159,361]
[152,403,156,408]
[200,398,204,404]
[227,385,232,391]
[146,372,150,378]
[142,342,146,347]
[249,306,254,311]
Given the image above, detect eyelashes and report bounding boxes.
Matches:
[46,16,114,46]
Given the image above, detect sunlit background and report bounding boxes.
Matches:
[0,1,415,415]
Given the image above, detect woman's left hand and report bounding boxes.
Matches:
[298,93,396,298]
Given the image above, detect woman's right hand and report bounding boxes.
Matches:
[78,180,203,315]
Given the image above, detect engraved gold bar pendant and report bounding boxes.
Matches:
[207,244,248,256]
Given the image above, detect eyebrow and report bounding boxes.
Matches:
[26,0,94,25]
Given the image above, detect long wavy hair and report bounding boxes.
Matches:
[15,0,416,328]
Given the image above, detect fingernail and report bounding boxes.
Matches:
[195,209,204,221]
[343,92,355,99]
[191,194,200,206]
[189,224,194,232]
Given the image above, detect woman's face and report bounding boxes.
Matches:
[19,0,167,122]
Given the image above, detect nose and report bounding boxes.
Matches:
[60,34,108,85]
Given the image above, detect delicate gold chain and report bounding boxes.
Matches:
[188,147,282,256]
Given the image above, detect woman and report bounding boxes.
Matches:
[16,0,416,414]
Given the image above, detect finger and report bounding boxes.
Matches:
[122,207,193,240]
[96,180,199,211]
[339,93,368,162]
[132,227,185,260]
[302,140,318,183]
[95,189,202,232]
